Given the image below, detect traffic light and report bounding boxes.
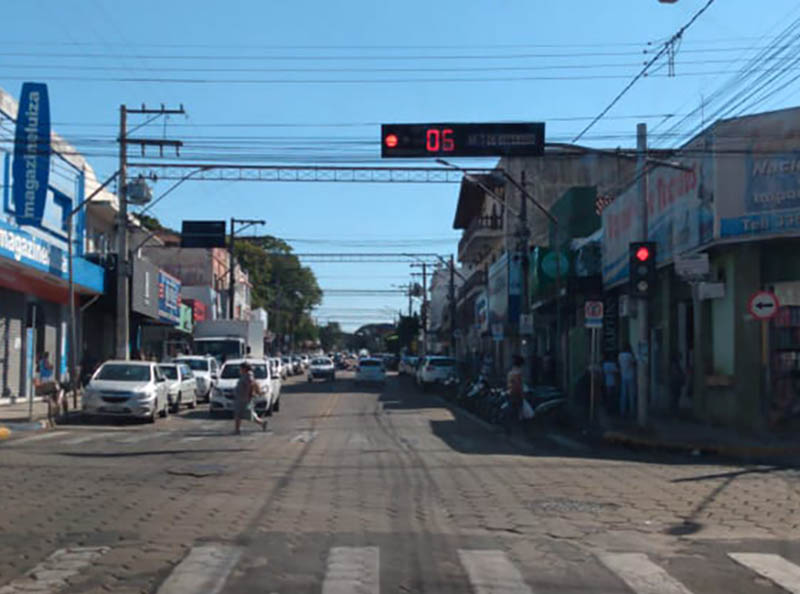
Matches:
[629,242,657,298]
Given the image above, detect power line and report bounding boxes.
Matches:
[573,0,718,142]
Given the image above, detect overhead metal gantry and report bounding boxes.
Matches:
[127,162,496,183]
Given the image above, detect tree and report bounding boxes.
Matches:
[319,322,344,352]
[396,314,420,353]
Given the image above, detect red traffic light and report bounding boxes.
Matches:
[635,246,651,262]
[384,133,398,149]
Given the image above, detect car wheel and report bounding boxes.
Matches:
[189,392,197,409]
[172,393,181,414]
[308,377,313,382]
[273,398,280,412]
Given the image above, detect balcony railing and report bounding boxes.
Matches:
[458,269,487,301]
[457,214,503,262]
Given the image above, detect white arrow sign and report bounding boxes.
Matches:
[748,291,779,320]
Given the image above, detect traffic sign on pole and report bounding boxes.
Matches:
[584,300,604,328]
[747,291,780,320]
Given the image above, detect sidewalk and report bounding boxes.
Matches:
[600,414,800,460]
[0,392,83,438]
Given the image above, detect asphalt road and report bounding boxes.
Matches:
[1,371,800,593]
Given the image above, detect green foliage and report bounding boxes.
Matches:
[319,322,344,352]
[396,314,420,351]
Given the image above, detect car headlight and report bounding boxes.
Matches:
[136,390,156,401]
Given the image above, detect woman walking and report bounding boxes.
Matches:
[234,362,268,435]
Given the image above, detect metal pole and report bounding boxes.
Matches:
[422,262,427,357]
[590,327,597,421]
[519,170,531,382]
[115,105,129,359]
[449,255,456,357]
[637,122,649,428]
[27,305,36,422]
[68,213,78,409]
[229,217,235,319]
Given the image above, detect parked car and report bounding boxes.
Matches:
[291,356,303,375]
[173,355,218,402]
[158,363,198,412]
[308,357,335,382]
[382,353,400,371]
[399,355,418,375]
[281,356,293,377]
[355,357,386,384]
[416,356,457,390]
[82,360,169,422]
[269,357,285,381]
[209,358,279,418]
[300,354,310,369]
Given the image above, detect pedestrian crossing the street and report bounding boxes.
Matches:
[4,543,800,593]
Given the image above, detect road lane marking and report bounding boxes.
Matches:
[62,432,116,445]
[0,546,109,593]
[729,553,800,593]
[179,436,205,443]
[322,546,379,594]
[12,431,68,445]
[156,544,242,594]
[599,553,693,594]
[457,549,533,594]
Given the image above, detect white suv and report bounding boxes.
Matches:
[416,356,457,390]
[209,358,278,417]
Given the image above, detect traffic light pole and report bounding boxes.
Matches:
[636,123,649,428]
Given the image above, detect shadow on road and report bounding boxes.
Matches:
[58,448,253,458]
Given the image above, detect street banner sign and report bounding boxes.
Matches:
[584,300,603,328]
[181,220,226,248]
[13,82,50,228]
[748,290,779,320]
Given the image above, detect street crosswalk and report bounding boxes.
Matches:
[4,543,799,593]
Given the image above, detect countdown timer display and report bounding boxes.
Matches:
[381,122,545,158]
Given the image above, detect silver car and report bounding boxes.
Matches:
[158,363,198,413]
[82,360,169,423]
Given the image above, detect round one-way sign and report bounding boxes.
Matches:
[748,291,780,320]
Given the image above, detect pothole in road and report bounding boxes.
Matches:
[531,499,621,514]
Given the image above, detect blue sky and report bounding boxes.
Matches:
[3,0,800,330]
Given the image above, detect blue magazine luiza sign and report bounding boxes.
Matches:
[12,82,50,227]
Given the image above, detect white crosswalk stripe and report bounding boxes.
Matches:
[322,546,380,594]
[0,546,108,594]
[729,553,800,594]
[61,432,116,445]
[457,549,533,594]
[599,553,693,594]
[156,544,242,594]
[12,431,68,445]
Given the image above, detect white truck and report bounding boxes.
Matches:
[193,319,265,363]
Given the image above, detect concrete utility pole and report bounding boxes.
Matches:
[518,171,531,380]
[449,254,456,358]
[637,123,650,428]
[115,105,128,360]
[115,104,184,360]
[421,262,428,357]
[228,218,265,319]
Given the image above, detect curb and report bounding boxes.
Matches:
[603,430,800,459]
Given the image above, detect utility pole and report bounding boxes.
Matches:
[228,218,265,319]
[518,170,531,382]
[449,254,456,358]
[637,122,649,428]
[115,103,184,359]
[421,262,428,357]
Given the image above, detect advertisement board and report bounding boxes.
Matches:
[602,138,713,286]
[488,253,508,333]
[132,256,159,319]
[12,83,50,228]
[158,270,181,324]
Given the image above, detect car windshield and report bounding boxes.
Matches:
[177,359,209,372]
[95,364,151,382]
[158,365,178,380]
[194,340,241,358]
[429,358,456,367]
[312,358,331,366]
[221,363,267,380]
[360,360,381,368]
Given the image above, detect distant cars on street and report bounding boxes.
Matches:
[82,360,170,422]
[399,355,419,376]
[308,357,335,382]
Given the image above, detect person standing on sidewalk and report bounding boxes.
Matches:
[601,352,619,414]
[234,362,267,435]
[505,355,524,436]
[618,344,637,418]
